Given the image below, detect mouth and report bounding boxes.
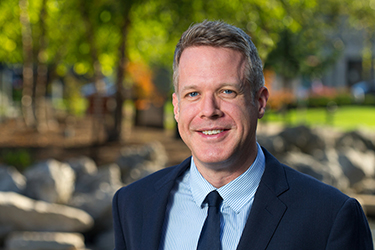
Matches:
[201,129,224,135]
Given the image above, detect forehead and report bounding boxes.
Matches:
[177,46,246,90]
[179,46,244,67]
[179,46,245,80]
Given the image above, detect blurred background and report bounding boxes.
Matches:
[0,0,375,249]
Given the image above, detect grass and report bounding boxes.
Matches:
[262,105,375,131]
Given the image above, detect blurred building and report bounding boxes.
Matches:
[322,23,375,89]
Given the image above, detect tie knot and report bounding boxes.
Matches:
[205,190,223,208]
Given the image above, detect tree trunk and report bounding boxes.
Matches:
[80,0,106,147]
[19,0,35,128]
[34,0,48,132]
[108,15,131,142]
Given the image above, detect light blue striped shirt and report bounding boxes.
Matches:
[159,143,265,250]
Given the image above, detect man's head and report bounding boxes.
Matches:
[172,20,268,185]
[173,20,265,100]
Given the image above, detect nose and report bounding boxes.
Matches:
[199,93,223,119]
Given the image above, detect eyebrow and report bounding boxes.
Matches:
[180,85,200,93]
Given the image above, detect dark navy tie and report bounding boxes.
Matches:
[197,190,223,250]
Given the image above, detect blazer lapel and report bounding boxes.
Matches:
[237,148,289,250]
[140,158,191,250]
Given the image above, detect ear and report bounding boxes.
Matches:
[257,87,269,119]
[172,93,179,122]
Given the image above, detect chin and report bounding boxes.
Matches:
[194,151,230,165]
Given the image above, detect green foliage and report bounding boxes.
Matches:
[307,93,352,108]
[62,74,88,116]
[0,0,22,63]
[363,94,375,105]
[0,0,374,114]
[262,105,375,131]
[264,0,346,82]
[0,148,32,171]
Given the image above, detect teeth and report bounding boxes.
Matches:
[202,130,224,135]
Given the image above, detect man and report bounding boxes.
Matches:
[112,20,373,250]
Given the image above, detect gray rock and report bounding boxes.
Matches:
[336,130,375,153]
[5,231,85,250]
[338,148,375,185]
[24,159,75,204]
[117,142,167,184]
[352,178,375,195]
[281,151,350,191]
[0,192,93,232]
[277,125,326,154]
[0,165,26,193]
[73,163,122,194]
[66,157,98,193]
[66,156,97,176]
[257,135,286,157]
[69,164,122,226]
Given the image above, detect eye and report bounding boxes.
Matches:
[187,92,199,97]
[221,89,237,97]
[223,89,234,94]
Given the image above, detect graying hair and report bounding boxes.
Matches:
[173,20,265,100]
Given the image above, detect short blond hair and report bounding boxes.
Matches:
[173,20,264,100]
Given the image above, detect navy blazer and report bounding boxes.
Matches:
[112,148,373,250]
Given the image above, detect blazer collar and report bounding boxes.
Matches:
[237,147,289,250]
[141,157,191,250]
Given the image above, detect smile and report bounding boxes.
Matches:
[202,130,224,135]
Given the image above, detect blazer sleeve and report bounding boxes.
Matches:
[112,189,127,250]
[325,197,373,250]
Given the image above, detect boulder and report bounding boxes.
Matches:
[277,125,326,154]
[24,159,75,204]
[5,231,85,250]
[336,130,375,153]
[281,151,350,191]
[338,148,375,185]
[66,156,98,193]
[257,135,286,157]
[73,163,122,194]
[69,164,122,221]
[352,178,375,195]
[0,192,93,232]
[66,156,97,176]
[117,142,167,184]
[0,165,26,193]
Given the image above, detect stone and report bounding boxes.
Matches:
[24,159,75,204]
[69,164,122,221]
[5,231,85,250]
[0,165,26,193]
[73,163,122,194]
[0,192,93,232]
[277,125,326,154]
[66,157,98,193]
[338,148,375,185]
[117,142,167,184]
[66,156,97,176]
[336,130,375,153]
[257,135,286,157]
[281,151,350,191]
[352,178,375,195]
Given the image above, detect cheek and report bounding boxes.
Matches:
[177,104,196,125]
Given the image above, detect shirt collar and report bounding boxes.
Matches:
[190,143,265,213]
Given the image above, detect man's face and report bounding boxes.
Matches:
[173,46,268,171]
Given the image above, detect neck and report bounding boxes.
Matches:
[194,146,258,188]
